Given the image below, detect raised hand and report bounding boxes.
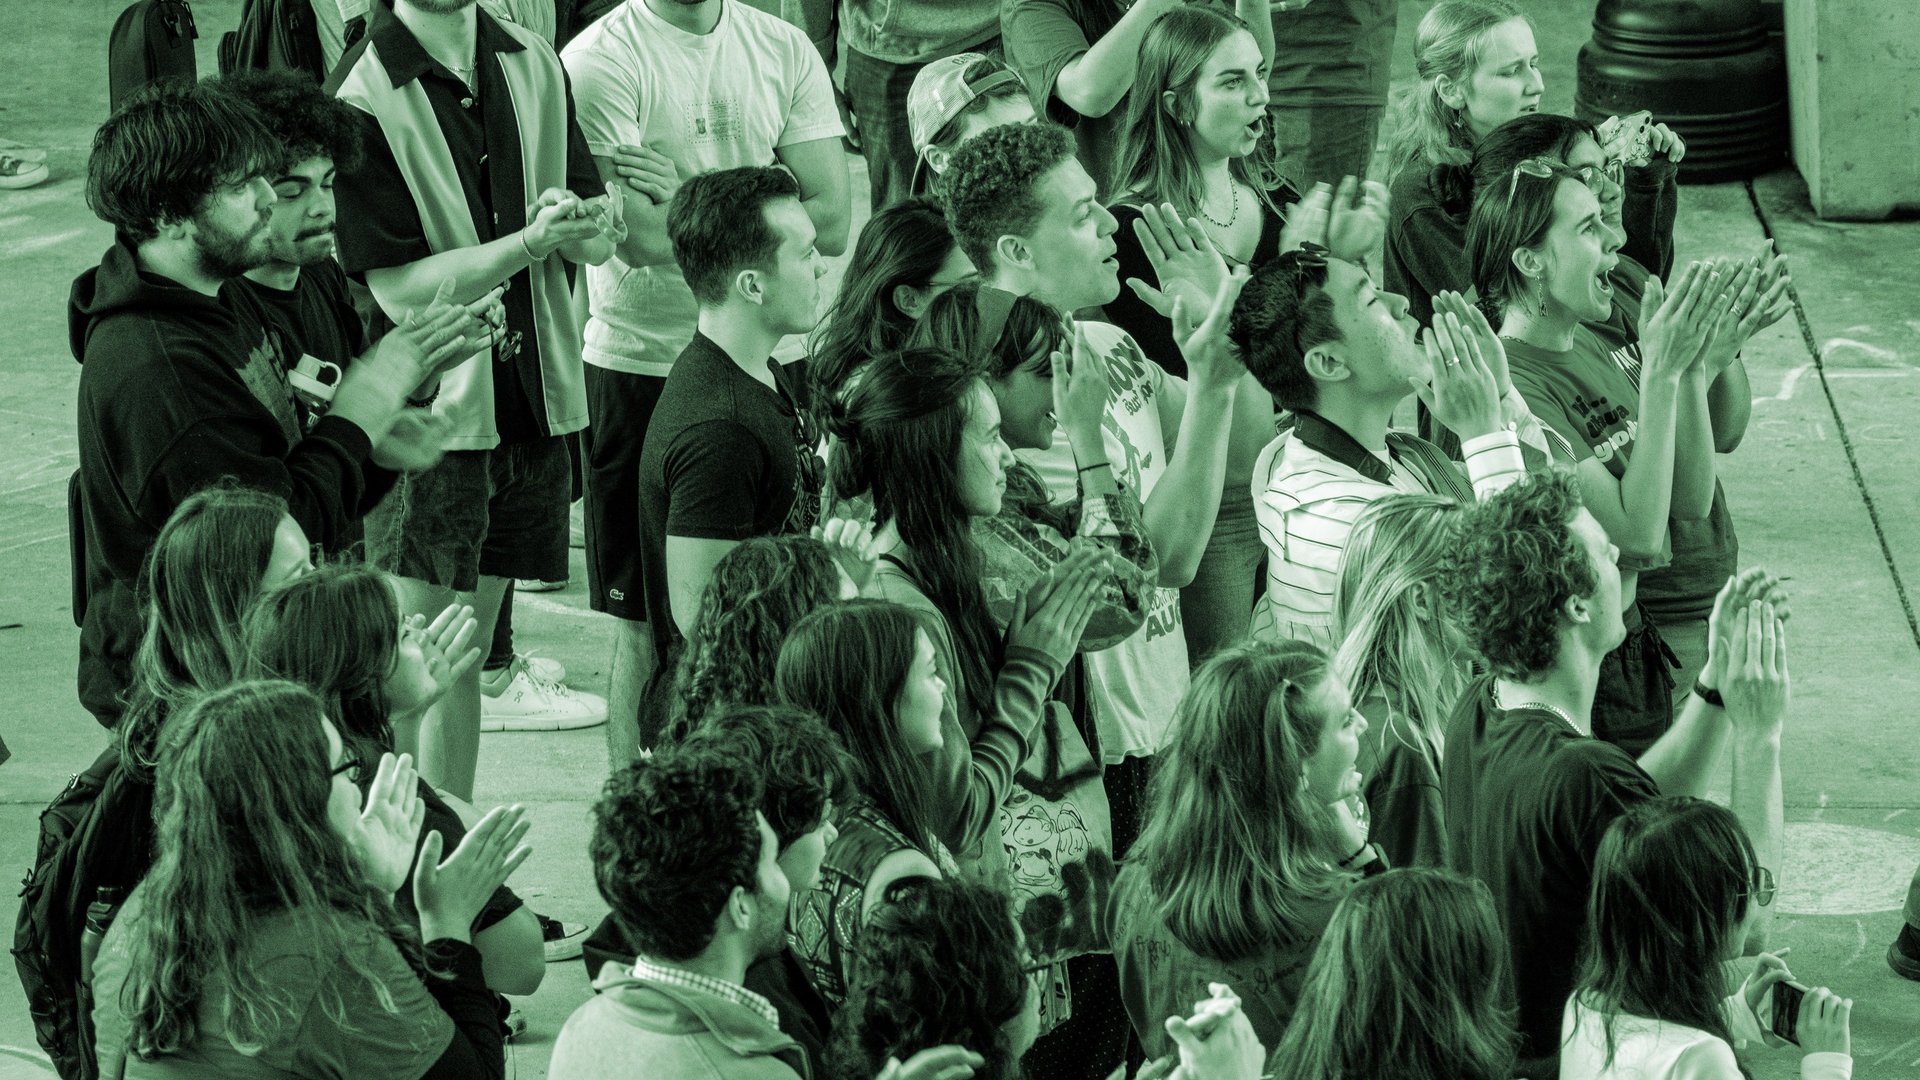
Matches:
[349,752,427,895]
[413,804,534,943]
[1721,600,1789,739]
[1637,262,1717,383]
[1433,290,1511,396]
[1005,545,1109,666]
[1278,181,1333,253]
[1164,984,1266,1080]
[390,604,483,717]
[812,516,880,594]
[1323,176,1390,263]
[1174,265,1254,392]
[1053,323,1114,457]
[1125,203,1229,322]
[611,142,681,205]
[1410,305,1502,441]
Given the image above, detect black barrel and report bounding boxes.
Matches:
[1574,0,1788,184]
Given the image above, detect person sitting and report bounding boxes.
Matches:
[1439,473,1790,1075]
[777,599,961,1005]
[1330,493,1467,867]
[242,563,544,997]
[1113,637,1379,1058]
[550,746,802,1079]
[1565,798,1853,1080]
[828,877,1041,1080]
[90,680,524,1078]
[1270,867,1518,1080]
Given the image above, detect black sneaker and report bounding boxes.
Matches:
[1889,923,1920,981]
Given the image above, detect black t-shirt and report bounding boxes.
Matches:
[242,260,370,368]
[637,333,820,654]
[329,1,602,444]
[1441,675,1659,1073]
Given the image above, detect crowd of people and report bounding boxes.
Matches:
[20,0,1902,1078]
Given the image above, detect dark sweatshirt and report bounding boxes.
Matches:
[69,240,394,726]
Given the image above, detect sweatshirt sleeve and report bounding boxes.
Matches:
[415,940,507,1080]
[1384,205,1470,329]
[980,467,1156,653]
[1621,159,1679,281]
[145,411,384,553]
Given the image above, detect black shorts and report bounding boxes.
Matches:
[363,438,571,593]
[583,365,667,621]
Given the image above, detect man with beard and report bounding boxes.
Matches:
[71,80,470,728]
[550,745,804,1080]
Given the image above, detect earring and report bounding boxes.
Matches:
[1535,288,1550,319]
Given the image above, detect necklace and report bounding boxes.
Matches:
[1198,179,1241,229]
[1492,683,1580,735]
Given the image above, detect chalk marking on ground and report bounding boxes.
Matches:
[1844,919,1868,966]
[1777,821,1920,915]
[0,227,85,259]
[0,1044,54,1071]
[1877,1034,1920,1067]
[1754,362,1916,406]
[0,532,63,556]
[513,592,597,619]
[1887,809,1910,822]
[1814,792,1829,819]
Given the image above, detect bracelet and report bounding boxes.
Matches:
[1694,682,1725,708]
[406,386,440,409]
[520,231,547,262]
[1338,841,1372,868]
[1077,461,1111,475]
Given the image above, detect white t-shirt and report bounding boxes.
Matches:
[560,1,843,377]
[1019,320,1190,762]
[1560,996,1851,1080]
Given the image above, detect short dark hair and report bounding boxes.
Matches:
[1229,250,1342,412]
[589,747,765,962]
[677,703,855,850]
[217,68,364,173]
[941,121,1077,274]
[668,165,801,306]
[1443,471,1597,678]
[87,80,281,244]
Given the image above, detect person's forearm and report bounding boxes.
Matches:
[1729,730,1784,948]
[1635,692,1727,797]
[1670,368,1718,520]
[365,234,535,317]
[1708,358,1752,453]
[1067,424,1122,499]
[1224,371,1277,486]
[1054,0,1180,118]
[1611,377,1682,559]
[799,190,851,257]
[559,233,615,267]
[1239,0,1273,64]
[1144,383,1237,586]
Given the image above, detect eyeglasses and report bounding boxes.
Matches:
[329,757,361,783]
[1741,865,1777,908]
[1502,157,1563,216]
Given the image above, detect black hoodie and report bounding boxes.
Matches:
[69,239,395,727]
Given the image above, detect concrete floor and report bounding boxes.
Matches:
[4,2,1919,1078]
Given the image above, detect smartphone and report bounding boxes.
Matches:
[1597,110,1655,168]
[1770,979,1809,1045]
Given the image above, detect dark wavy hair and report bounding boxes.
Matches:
[121,486,290,774]
[1435,113,1597,219]
[909,279,1064,381]
[1229,250,1342,412]
[1573,798,1760,1078]
[676,704,854,850]
[590,747,766,962]
[1465,159,1585,321]
[1274,868,1518,1080]
[243,562,399,772]
[87,79,281,244]
[942,121,1080,274]
[668,165,801,306]
[829,878,1028,1080]
[116,680,424,1059]
[216,67,364,172]
[809,197,962,410]
[669,535,844,736]
[1442,471,1596,678]
[827,347,999,719]
[1131,638,1355,961]
[777,600,945,858]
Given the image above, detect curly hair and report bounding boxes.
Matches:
[590,747,766,962]
[829,878,1028,1080]
[669,535,844,735]
[1442,471,1596,679]
[117,681,424,1059]
[1229,250,1342,412]
[216,67,364,172]
[668,166,800,306]
[243,562,399,772]
[942,121,1079,274]
[677,704,855,850]
[87,79,281,244]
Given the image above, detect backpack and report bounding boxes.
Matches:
[218,0,328,82]
[11,746,156,1080]
[108,0,199,112]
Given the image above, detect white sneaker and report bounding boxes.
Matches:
[481,661,607,731]
[514,577,567,592]
[520,652,567,684]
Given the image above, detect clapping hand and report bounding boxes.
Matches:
[1174,265,1253,393]
[1126,203,1229,322]
[1433,290,1511,395]
[412,804,534,943]
[392,604,483,717]
[1732,240,1793,342]
[1004,544,1109,666]
[1720,599,1789,739]
[1637,262,1719,383]
[371,409,451,473]
[349,752,427,895]
[1410,302,1503,441]
[1164,984,1267,1080]
[396,278,483,381]
[1052,323,1114,456]
[812,516,880,595]
[1279,177,1390,262]
[876,1047,985,1080]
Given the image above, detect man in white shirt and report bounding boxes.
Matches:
[1227,256,1537,648]
[561,0,849,764]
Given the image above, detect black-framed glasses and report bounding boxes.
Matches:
[329,755,363,784]
[1741,865,1777,908]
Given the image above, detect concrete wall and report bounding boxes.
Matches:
[1786,0,1920,220]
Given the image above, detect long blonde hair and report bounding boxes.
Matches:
[1384,0,1527,184]
[1332,495,1470,760]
